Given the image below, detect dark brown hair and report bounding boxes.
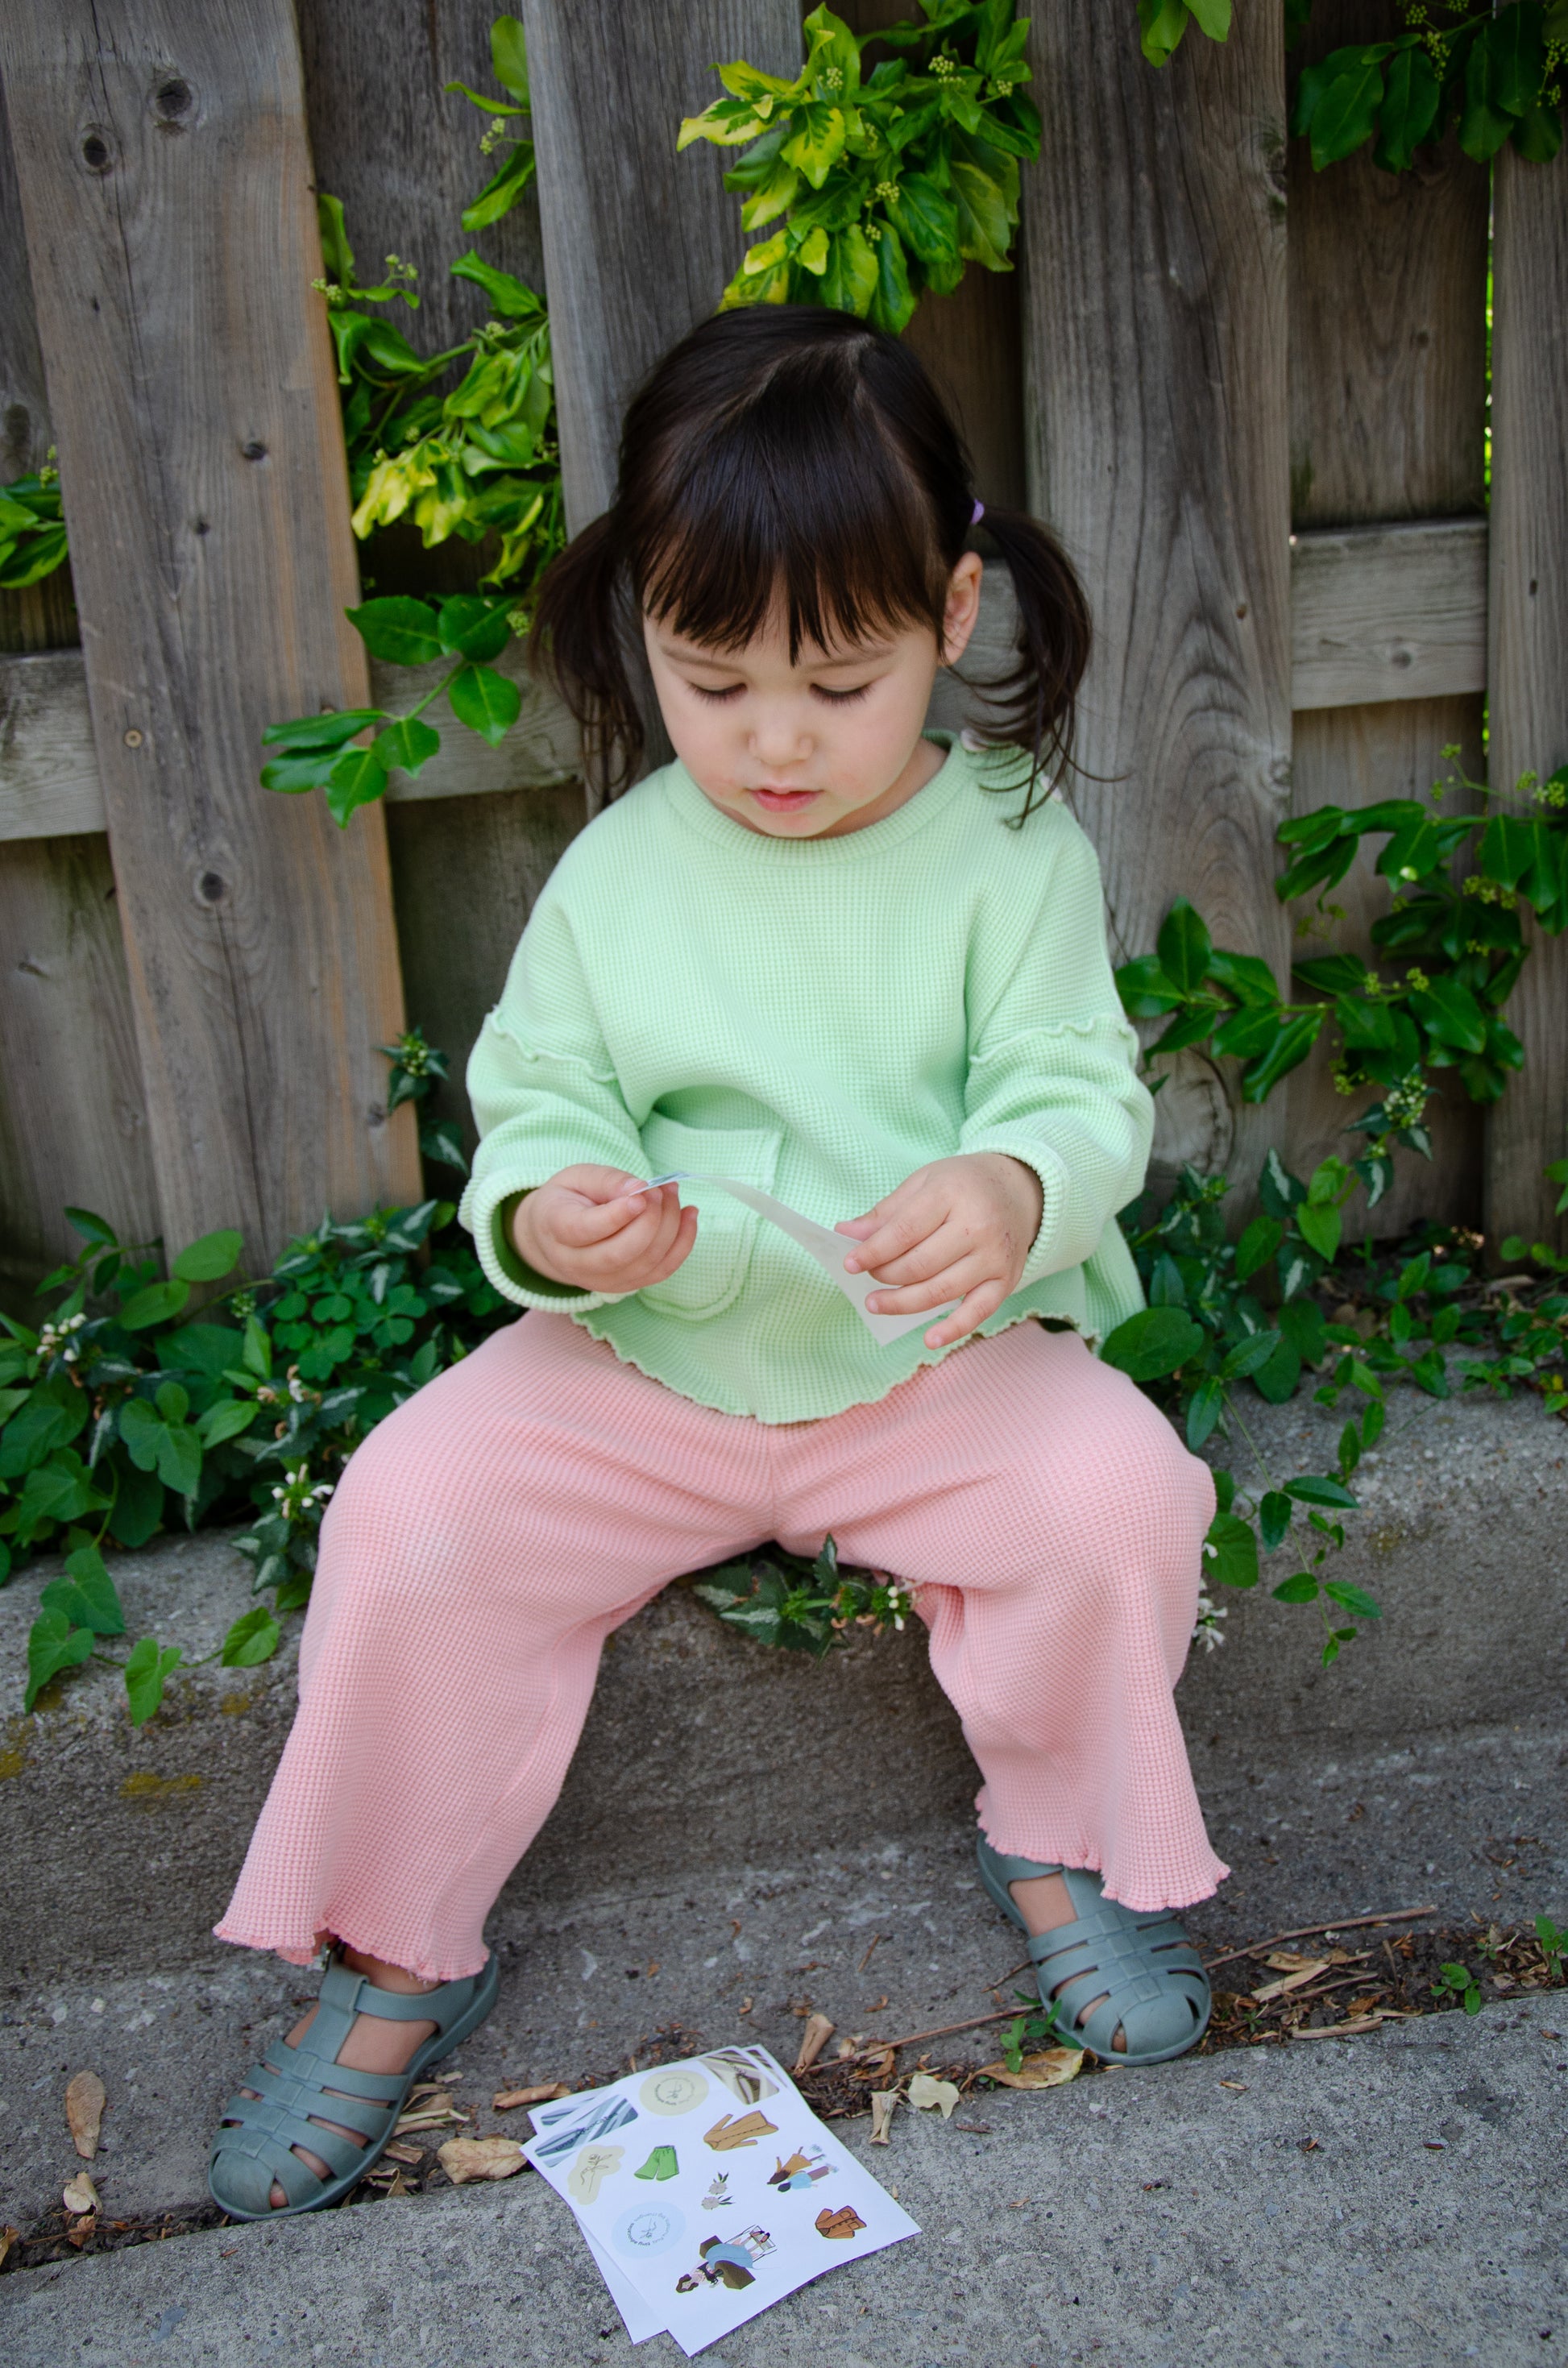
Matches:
[531,305,1091,820]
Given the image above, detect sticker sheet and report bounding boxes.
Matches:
[524,2043,919,2355]
[628,1171,958,1345]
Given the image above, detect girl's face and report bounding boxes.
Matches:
[643,552,983,840]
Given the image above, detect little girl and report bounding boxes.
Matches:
[209,306,1225,2219]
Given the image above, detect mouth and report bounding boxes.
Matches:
[749,787,820,813]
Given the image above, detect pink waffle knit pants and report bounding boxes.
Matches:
[217,1310,1226,1979]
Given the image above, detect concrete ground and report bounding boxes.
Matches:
[3,1997,1564,2366]
[1,1371,1564,2358]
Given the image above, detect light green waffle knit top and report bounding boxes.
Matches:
[460,733,1153,1422]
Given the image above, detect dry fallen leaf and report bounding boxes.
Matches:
[1251,1960,1329,2004]
[65,2069,106,2160]
[868,2091,898,2145]
[793,2013,836,2075]
[382,2141,425,2166]
[394,2089,471,2135]
[907,2073,961,2120]
[437,2135,527,2185]
[854,2045,897,2085]
[978,2049,1084,2091]
[1266,1949,1349,1974]
[1219,2080,1247,2092]
[492,2081,571,2112]
[0,2226,20,2271]
[61,2171,99,2216]
[1290,2013,1388,2040]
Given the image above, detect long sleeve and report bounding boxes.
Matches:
[459,884,649,1311]
[959,805,1154,1292]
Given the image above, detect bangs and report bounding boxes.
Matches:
[628,344,952,661]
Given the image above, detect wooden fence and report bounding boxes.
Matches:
[1,0,1563,1320]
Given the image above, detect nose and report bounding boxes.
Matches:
[747,706,812,771]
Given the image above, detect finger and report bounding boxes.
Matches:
[840,1195,944,1276]
[863,1252,990,1317]
[859,1217,982,1290]
[596,1195,688,1277]
[920,1279,1009,1349]
[562,1180,672,1248]
[637,1202,700,1286]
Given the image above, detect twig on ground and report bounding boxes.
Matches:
[857,1934,886,1976]
[1203,1905,1437,1974]
[819,2006,1021,2069]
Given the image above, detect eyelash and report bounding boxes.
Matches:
[687,682,871,705]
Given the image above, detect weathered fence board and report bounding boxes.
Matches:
[1485,148,1568,1255]
[0,108,75,654]
[0,1,421,1271]
[1284,0,1488,1237]
[1289,520,1487,710]
[1021,2,1291,1197]
[0,832,159,1306]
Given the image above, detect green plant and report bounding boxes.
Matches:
[1135,0,1235,70]
[995,1988,1085,2071]
[260,18,562,828]
[381,1024,468,1176]
[1537,1914,1567,1983]
[2,1040,511,1725]
[681,1,1039,335]
[0,458,67,591]
[1431,1959,1483,2013]
[691,1531,917,1657]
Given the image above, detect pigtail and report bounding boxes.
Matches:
[529,511,646,798]
[961,508,1092,827]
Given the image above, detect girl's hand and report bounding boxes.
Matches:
[834,1153,1043,1349]
[511,1166,698,1296]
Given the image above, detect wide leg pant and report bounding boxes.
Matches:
[217,1312,1226,1978]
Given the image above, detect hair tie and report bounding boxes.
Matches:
[970,498,985,525]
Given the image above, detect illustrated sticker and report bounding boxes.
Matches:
[701,2048,779,2107]
[612,2203,686,2261]
[634,2143,678,2183]
[535,2093,637,2163]
[675,2225,777,2295]
[640,2067,708,2117]
[704,2109,778,2153]
[567,2144,624,2206]
[699,2170,735,2211]
[815,2204,867,2241]
[767,2145,833,2193]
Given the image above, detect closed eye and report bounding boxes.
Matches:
[687,679,745,703]
[812,682,871,704]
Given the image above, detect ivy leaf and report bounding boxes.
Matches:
[375,717,442,777]
[1272,1571,1320,1604]
[260,708,387,753]
[1296,1201,1342,1263]
[1408,977,1487,1055]
[1239,1012,1324,1102]
[1101,1305,1207,1381]
[1186,1376,1224,1449]
[1250,1335,1302,1404]
[819,225,879,316]
[221,1606,281,1668]
[197,1397,259,1448]
[1115,956,1184,1018]
[1234,1215,1284,1283]
[1138,0,1193,67]
[1220,1329,1284,1383]
[25,1609,94,1711]
[346,597,443,667]
[1375,44,1441,172]
[447,661,522,747]
[1324,1579,1383,1620]
[1285,1474,1359,1509]
[325,744,390,828]
[124,1637,183,1727]
[117,1279,191,1330]
[1204,948,1279,1009]
[1155,900,1213,996]
[60,1542,124,1635]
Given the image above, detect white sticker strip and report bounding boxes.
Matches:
[629,1171,957,1346]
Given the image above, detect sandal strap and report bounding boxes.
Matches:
[1025,1886,1210,2063]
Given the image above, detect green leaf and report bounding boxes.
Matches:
[172,1228,243,1284]
[490,13,529,104]
[345,597,442,666]
[1115,956,1184,1018]
[124,1636,183,1727]
[221,1605,282,1668]
[1460,29,1519,159]
[1296,1201,1342,1263]
[260,749,338,795]
[447,661,521,747]
[1156,899,1213,995]
[1186,1376,1223,1449]
[1,1393,87,1478]
[1509,100,1563,160]
[64,1206,119,1249]
[868,221,916,336]
[1138,0,1193,67]
[1408,977,1488,1056]
[448,251,542,320]
[1220,1329,1284,1383]
[1272,1572,1320,1604]
[460,140,537,232]
[1375,44,1441,171]
[1101,1306,1207,1382]
[25,1608,94,1710]
[1487,2,1546,116]
[1234,1215,1284,1283]
[1201,1510,1259,1590]
[1250,1335,1302,1404]
[1308,56,1388,168]
[60,1542,125,1634]
[260,708,386,753]
[1324,1579,1382,1620]
[118,1279,192,1330]
[437,595,512,663]
[1240,1011,1324,1102]
[197,1397,259,1447]
[1205,948,1280,1009]
[374,716,442,778]
[1186,0,1231,34]
[1285,1474,1359,1509]
[1259,1489,1293,1553]
[325,744,389,828]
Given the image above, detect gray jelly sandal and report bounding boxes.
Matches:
[977,1834,1210,2066]
[209,1945,500,2219]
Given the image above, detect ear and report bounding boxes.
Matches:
[938,549,984,667]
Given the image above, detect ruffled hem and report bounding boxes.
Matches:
[212,1916,491,1984]
[976,1812,1230,1916]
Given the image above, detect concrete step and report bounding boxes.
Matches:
[2,1375,1564,2239]
[3,1997,1563,2367]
